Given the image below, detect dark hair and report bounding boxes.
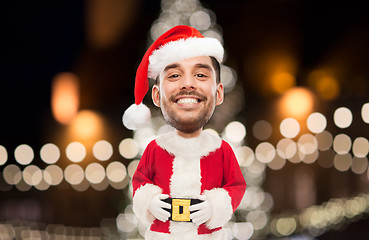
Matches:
[210,56,221,84]
[155,56,221,84]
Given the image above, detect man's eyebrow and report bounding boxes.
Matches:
[163,63,180,72]
[194,63,213,71]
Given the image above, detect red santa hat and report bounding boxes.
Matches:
[122,25,224,130]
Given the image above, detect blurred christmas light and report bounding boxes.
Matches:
[252,120,272,141]
[361,103,369,124]
[51,72,79,125]
[23,165,42,186]
[334,107,353,129]
[64,164,85,185]
[0,145,7,165]
[255,142,276,163]
[270,71,296,95]
[280,118,300,138]
[40,143,60,164]
[352,137,369,158]
[43,165,64,186]
[307,112,327,134]
[85,162,106,184]
[235,146,255,167]
[66,142,86,163]
[14,144,34,165]
[279,87,314,120]
[333,134,352,154]
[276,138,297,159]
[118,138,139,159]
[69,110,103,140]
[334,153,352,172]
[224,121,246,143]
[316,131,333,151]
[106,161,127,183]
[93,140,113,161]
[308,70,340,100]
[3,164,22,185]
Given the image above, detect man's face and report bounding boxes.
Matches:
[152,56,224,134]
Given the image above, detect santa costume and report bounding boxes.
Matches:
[123,25,246,240]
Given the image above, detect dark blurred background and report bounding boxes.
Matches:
[1,0,369,239]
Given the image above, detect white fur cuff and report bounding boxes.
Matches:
[133,184,162,225]
[204,188,233,229]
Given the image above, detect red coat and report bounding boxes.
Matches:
[132,131,246,240]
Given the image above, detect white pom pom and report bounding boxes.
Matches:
[122,103,151,130]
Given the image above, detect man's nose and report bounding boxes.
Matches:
[180,74,196,89]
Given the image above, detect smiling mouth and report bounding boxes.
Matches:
[176,97,200,104]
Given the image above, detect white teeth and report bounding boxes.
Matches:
[177,98,198,104]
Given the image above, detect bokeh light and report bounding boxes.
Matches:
[298,134,318,155]
[361,103,369,124]
[352,137,369,158]
[23,165,42,186]
[40,143,60,164]
[66,142,86,163]
[276,138,297,159]
[316,131,333,151]
[255,142,276,163]
[333,134,352,154]
[127,160,140,178]
[334,107,353,129]
[189,10,211,30]
[64,164,85,185]
[270,71,296,95]
[267,155,286,170]
[232,222,254,240]
[51,72,79,125]
[14,144,34,165]
[69,110,103,140]
[0,145,7,165]
[93,140,113,161]
[224,121,246,143]
[43,165,64,186]
[280,118,300,139]
[334,153,352,172]
[85,163,106,184]
[308,70,340,100]
[119,138,139,159]
[252,120,272,141]
[236,146,255,167]
[307,112,327,134]
[3,164,22,185]
[106,161,127,183]
[279,87,314,119]
[351,157,368,174]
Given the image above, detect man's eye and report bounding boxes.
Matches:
[196,74,207,78]
[168,74,180,78]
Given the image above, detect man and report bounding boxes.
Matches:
[123,25,246,240]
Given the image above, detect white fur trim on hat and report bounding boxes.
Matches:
[122,103,151,130]
[148,37,224,79]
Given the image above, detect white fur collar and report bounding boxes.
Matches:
[156,131,222,157]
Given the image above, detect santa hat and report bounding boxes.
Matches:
[122,25,224,130]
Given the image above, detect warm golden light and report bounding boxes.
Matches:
[279,87,314,120]
[51,72,79,125]
[270,71,296,94]
[308,70,340,100]
[69,110,103,140]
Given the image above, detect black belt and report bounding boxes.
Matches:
[163,198,203,222]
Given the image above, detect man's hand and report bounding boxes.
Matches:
[148,194,171,222]
[189,195,212,226]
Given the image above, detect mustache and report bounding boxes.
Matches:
[169,90,207,102]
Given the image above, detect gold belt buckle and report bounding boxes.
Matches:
[171,198,191,222]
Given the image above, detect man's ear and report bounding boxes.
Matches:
[215,83,224,106]
[152,84,160,107]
